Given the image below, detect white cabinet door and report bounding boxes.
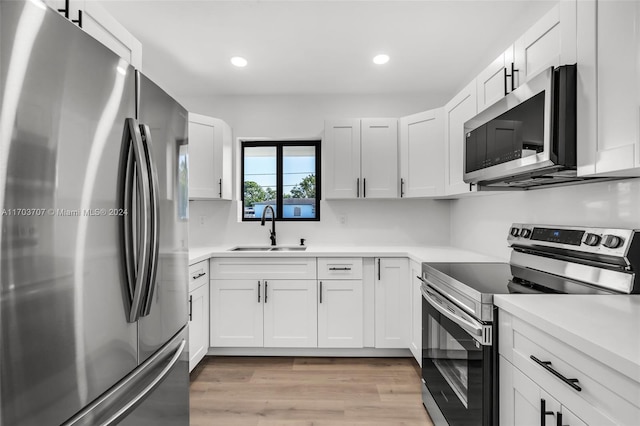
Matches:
[43,0,142,69]
[501,356,562,426]
[361,118,398,198]
[263,280,317,348]
[323,119,361,199]
[408,261,422,365]
[374,258,409,349]
[188,283,209,372]
[188,113,232,200]
[577,0,640,176]
[318,280,363,348]
[210,279,263,347]
[477,45,515,112]
[514,1,577,85]
[399,109,444,198]
[444,80,478,196]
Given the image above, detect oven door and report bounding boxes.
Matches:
[421,283,496,426]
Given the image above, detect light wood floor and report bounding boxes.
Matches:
[190,356,434,426]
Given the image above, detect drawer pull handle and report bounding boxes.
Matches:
[191,272,206,280]
[530,355,582,392]
[328,267,351,271]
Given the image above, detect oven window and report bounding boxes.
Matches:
[427,316,470,408]
[422,296,494,426]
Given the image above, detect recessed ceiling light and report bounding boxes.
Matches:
[231,56,248,68]
[373,54,390,65]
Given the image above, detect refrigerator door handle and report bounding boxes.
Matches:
[120,118,153,323]
[139,124,161,317]
[61,335,186,426]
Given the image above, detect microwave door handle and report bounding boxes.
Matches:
[422,288,484,338]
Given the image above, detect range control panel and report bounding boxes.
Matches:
[507,223,637,255]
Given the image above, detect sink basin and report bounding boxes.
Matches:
[229,246,307,252]
[269,247,307,251]
[229,247,273,251]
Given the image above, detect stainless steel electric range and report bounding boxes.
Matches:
[419,223,640,426]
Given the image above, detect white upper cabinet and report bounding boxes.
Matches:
[513,1,577,86]
[477,45,515,112]
[361,118,399,199]
[444,80,478,196]
[44,0,142,69]
[577,0,640,176]
[188,113,233,200]
[399,109,444,198]
[323,119,361,199]
[82,1,142,69]
[324,118,398,199]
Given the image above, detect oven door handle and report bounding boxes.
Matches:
[421,285,490,344]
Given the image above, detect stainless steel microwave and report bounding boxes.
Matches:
[463,65,580,189]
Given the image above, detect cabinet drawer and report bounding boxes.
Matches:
[500,311,640,425]
[210,257,316,280]
[317,258,363,279]
[189,260,209,292]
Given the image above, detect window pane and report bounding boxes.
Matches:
[282,145,316,219]
[244,146,277,219]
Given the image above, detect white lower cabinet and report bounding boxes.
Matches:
[318,280,363,348]
[499,309,639,425]
[317,258,364,348]
[501,356,587,426]
[188,260,210,372]
[210,258,318,348]
[210,278,318,348]
[374,258,409,349]
[263,280,317,348]
[188,283,209,371]
[408,260,422,365]
[210,279,263,347]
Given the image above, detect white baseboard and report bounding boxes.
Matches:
[206,347,413,358]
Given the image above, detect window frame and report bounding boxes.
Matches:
[241,139,321,222]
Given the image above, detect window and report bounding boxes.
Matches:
[242,140,320,221]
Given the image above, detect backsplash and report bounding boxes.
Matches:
[449,178,640,260]
[189,198,451,248]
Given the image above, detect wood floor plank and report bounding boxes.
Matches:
[190,356,433,425]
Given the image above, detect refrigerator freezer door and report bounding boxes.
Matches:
[119,326,189,426]
[136,73,189,362]
[62,326,189,426]
[0,3,138,425]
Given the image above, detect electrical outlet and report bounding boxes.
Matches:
[199,216,206,226]
[338,214,347,225]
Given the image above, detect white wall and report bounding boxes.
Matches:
[181,93,445,139]
[449,178,640,260]
[190,198,450,248]
[183,93,451,248]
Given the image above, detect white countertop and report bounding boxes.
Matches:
[495,294,640,383]
[188,244,503,265]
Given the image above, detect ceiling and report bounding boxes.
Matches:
[97,0,557,100]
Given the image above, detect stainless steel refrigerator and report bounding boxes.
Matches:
[0,1,190,425]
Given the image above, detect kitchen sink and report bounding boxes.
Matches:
[229,246,307,252]
[269,247,307,251]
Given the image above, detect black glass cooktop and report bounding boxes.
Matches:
[425,262,514,295]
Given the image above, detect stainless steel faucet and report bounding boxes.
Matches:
[260,205,276,246]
